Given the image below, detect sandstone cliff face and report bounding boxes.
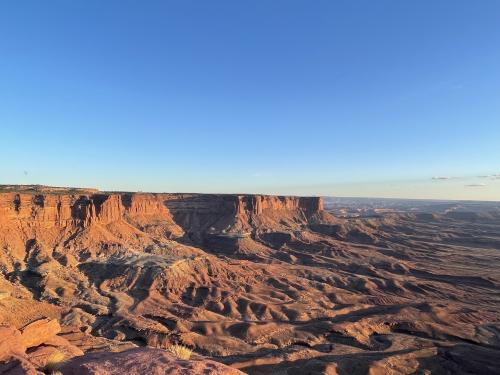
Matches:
[163,194,326,237]
[0,193,173,227]
[0,191,328,267]
[0,192,323,228]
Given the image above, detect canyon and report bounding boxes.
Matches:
[0,185,499,374]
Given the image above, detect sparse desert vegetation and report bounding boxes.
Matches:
[40,350,66,374]
[163,344,193,360]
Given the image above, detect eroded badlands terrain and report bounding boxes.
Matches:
[0,186,499,374]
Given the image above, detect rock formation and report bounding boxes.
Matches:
[0,318,83,373]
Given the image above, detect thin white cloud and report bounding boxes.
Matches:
[477,173,500,179]
[432,176,451,180]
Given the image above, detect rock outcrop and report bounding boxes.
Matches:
[0,318,83,373]
[20,318,61,348]
[0,326,26,360]
[0,322,243,375]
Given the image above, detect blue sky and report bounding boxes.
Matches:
[1,1,499,199]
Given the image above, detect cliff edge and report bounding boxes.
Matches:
[0,186,333,266]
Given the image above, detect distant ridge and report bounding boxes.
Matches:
[0,184,99,194]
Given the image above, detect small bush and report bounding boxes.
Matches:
[41,350,66,374]
[164,344,192,360]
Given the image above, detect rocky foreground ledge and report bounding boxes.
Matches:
[0,318,243,375]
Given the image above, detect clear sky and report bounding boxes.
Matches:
[1,1,499,200]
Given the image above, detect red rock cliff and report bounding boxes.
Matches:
[0,193,172,228]
[238,195,323,215]
[0,190,326,259]
[0,193,323,226]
